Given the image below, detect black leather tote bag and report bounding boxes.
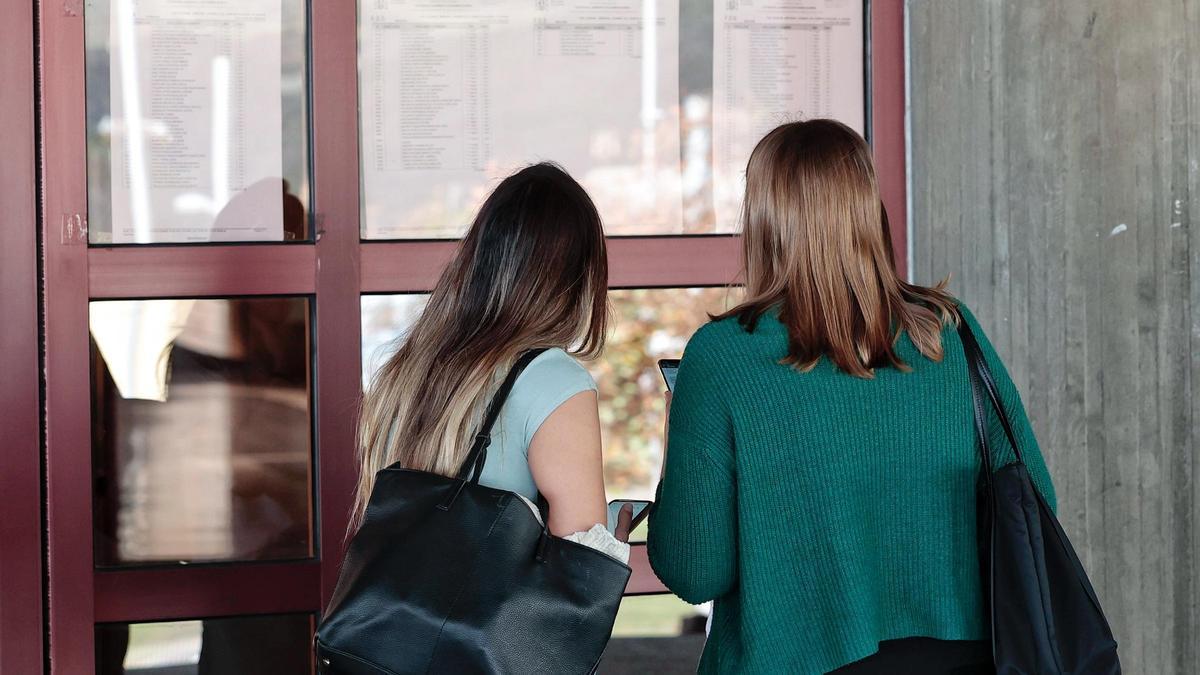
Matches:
[316,349,631,674]
[960,322,1121,675]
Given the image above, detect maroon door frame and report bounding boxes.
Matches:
[40,0,99,669]
[0,0,44,671]
[872,0,908,270]
[33,1,908,671]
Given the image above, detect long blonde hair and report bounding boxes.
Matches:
[717,119,957,377]
[353,164,608,530]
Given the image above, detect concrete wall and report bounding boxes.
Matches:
[907,1,1199,671]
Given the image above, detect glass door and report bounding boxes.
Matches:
[36,0,906,671]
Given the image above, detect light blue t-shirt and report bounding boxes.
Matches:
[477,348,597,502]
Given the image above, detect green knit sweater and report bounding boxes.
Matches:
[647,304,1056,674]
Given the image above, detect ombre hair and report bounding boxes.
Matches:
[352,163,608,530]
[717,119,957,378]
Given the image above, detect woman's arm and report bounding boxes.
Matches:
[527,390,609,537]
[647,326,738,604]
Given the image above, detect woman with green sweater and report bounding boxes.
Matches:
[647,120,1056,674]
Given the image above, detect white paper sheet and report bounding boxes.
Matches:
[360,0,682,238]
[109,0,284,243]
[713,0,864,231]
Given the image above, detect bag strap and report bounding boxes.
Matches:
[455,348,548,483]
[958,318,1026,473]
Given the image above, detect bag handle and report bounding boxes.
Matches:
[457,347,548,482]
[958,318,1026,473]
[439,348,547,510]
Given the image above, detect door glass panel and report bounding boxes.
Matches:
[359,287,733,499]
[357,1,864,238]
[358,0,684,238]
[603,594,708,673]
[85,0,310,243]
[598,287,731,499]
[91,297,313,566]
[96,613,313,675]
[360,294,429,388]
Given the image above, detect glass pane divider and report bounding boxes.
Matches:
[39,0,96,668]
[870,0,909,279]
[606,237,742,288]
[88,245,318,298]
[360,240,458,293]
[94,561,322,624]
[360,236,743,293]
[310,0,366,612]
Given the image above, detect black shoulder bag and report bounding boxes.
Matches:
[316,349,631,674]
[960,322,1121,674]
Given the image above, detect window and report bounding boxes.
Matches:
[603,595,708,671]
[90,297,313,566]
[357,1,865,238]
[360,287,733,500]
[84,0,310,243]
[95,614,313,674]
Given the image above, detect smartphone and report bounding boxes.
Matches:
[658,358,681,392]
[606,499,652,535]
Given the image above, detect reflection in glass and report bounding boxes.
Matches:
[95,614,313,675]
[359,287,733,500]
[91,297,313,566]
[603,594,708,672]
[85,0,309,243]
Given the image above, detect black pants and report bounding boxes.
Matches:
[828,638,993,675]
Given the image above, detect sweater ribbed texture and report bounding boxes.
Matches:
[647,304,1056,674]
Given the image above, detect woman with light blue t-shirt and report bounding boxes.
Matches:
[353,162,631,561]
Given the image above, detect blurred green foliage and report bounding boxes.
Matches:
[591,287,732,499]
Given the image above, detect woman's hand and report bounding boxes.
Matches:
[613,502,633,543]
[663,390,672,438]
[660,390,672,477]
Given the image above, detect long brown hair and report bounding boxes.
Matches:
[353,163,608,529]
[717,119,956,377]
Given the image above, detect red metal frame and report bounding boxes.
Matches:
[0,0,44,671]
[40,0,97,670]
[361,237,743,292]
[309,0,365,610]
[871,0,908,278]
[94,563,321,623]
[89,246,315,298]
[33,1,908,670]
